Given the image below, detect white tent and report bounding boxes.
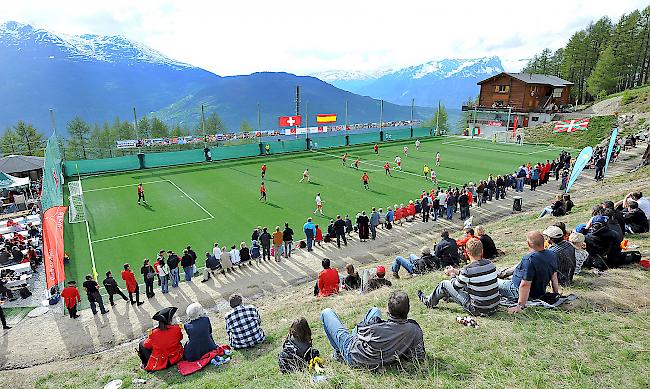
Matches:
[0,171,30,190]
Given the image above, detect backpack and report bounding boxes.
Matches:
[385,221,392,230]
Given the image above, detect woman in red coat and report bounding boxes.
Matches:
[137,307,184,371]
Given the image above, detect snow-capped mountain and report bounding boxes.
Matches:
[315,57,504,107]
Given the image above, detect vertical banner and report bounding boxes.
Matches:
[512,115,519,136]
[603,127,618,177]
[43,206,67,289]
[565,146,593,193]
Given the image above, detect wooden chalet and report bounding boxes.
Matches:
[477,72,573,112]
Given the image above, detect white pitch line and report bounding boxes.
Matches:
[440,140,553,156]
[166,179,215,219]
[91,217,214,243]
[84,180,168,193]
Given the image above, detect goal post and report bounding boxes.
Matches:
[68,180,87,224]
[491,129,525,145]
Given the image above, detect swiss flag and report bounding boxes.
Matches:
[279,115,302,127]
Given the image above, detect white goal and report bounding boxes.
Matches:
[68,180,87,224]
[491,129,525,145]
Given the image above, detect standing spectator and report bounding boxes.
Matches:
[0,299,9,330]
[61,280,81,319]
[122,263,144,306]
[102,271,128,306]
[421,193,430,223]
[283,223,294,258]
[458,190,469,220]
[154,250,165,286]
[333,215,347,248]
[303,218,316,252]
[314,225,323,247]
[83,274,109,315]
[225,294,266,349]
[259,227,272,261]
[369,208,380,240]
[358,211,370,242]
[141,259,156,299]
[201,252,220,282]
[315,258,339,297]
[345,215,353,237]
[543,226,576,286]
[272,226,284,262]
[181,249,194,282]
[158,258,170,294]
[167,251,180,288]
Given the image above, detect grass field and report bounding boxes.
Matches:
[64,136,562,288]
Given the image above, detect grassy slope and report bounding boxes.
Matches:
[525,115,616,149]
[64,137,559,289]
[33,177,650,389]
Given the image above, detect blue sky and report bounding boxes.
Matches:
[1,0,647,75]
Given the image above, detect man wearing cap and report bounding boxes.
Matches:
[367,266,392,291]
[61,280,81,319]
[544,225,576,286]
[224,294,265,349]
[391,246,440,279]
[498,231,560,314]
[137,307,184,371]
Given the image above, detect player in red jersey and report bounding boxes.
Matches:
[261,164,267,178]
[342,153,348,166]
[354,159,360,170]
[259,182,267,201]
[361,171,370,190]
[137,183,146,205]
[373,144,379,154]
[383,162,392,177]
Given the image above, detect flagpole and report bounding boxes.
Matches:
[379,99,383,141]
[435,100,440,136]
[345,99,349,130]
[305,102,309,147]
[257,102,261,145]
[410,98,414,138]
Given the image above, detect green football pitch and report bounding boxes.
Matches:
[64,136,562,287]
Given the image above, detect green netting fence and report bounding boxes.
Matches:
[41,133,64,211]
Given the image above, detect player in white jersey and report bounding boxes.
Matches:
[299,169,310,183]
[403,146,409,157]
[394,156,402,170]
[313,193,323,215]
[435,152,441,166]
[415,139,420,151]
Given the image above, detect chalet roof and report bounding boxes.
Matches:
[477,72,574,87]
[0,154,43,174]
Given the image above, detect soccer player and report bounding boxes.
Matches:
[361,171,370,190]
[299,169,310,183]
[384,162,392,177]
[261,164,267,178]
[423,164,430,180]
[415,139,421,151]
[431,170,438,184]
[394,155,402,170]
[435,152,441,166]
[342,153,348,166]
[354,159,360,170]
[403,146,409,157]
[259,182,267,201]
[373,144,379,154]
[137,183,146,205]
[314,193,323,215]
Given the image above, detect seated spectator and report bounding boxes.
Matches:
[585,210,623,269]
[314,258,339,297]
[239,242,252,264]
[366,265,392,291]
[622,200,649,234]
[616,191,650,220]
[201,252,220,282]
[391,246,439,279]
[475,225,498,259]
[320,290,425,369]
[137,307,184,371]
[220,246,233,272]
[435,230,460,268]
[569,232,589,275]
[543,226,576,286]
[225,294,265,349]
[229,245,241,265]
[250,241,261,263]
[406,201,416,221]
[456,227,476,257]
[394,204,404,226]
[603,200,626,233]
[342,264,361,290]
[562,194,574,213]
[385,207,394,227]
[183,303,217,362]
[418,238,499,316]
[498,231,560,313]
[278,317,320,374]
[538,194,565,218]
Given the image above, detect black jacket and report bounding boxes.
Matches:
[623,209,649,233]
[479,234,498,259]
[206,255,219,270]
[102,276,120,294]
[259,232,271,247]
[282,227,294,241]
[585,223,623,267]
[434,237,460,267]
[333,219,346,234]
[168,254,180,269]
[412,253,440,273]
[181,254,193,268]
[278,336,319,374]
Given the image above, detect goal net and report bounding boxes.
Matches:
[492,129,525,145]
[68,180,87,224]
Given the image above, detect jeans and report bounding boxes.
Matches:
[497,279,519,300]
[424,279,470,309]
[273,245,282,261]
[446,206,453,220]
[321,307,382,364]
[161,274,169,293]
[391,254,417,275]
[370,224,377,240]
[183,266,193,282]
[422,208,429,222]
[538,206,553,218]
[88,292,108,314]
[336,232,347,247]
[305,231,314,251]
[283,241,292,257]
[170,268,180,287]
[144,278,155,298]
[262,245,271,260]
[516,178,524,192]
[432,208,438,220]
[460,205,469,220]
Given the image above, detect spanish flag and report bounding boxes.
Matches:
[316,114,337,124]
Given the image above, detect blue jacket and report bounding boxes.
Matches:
[370,211,380,226]
[184,316,217,362]
[386,210,394,222]
[303,222,316,237]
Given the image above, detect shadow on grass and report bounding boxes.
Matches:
[265,202,283,209]
[141,203,155,212]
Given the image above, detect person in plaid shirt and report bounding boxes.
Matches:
[225,294,265,349]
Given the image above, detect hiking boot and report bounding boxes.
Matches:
[417,290,431,308]
[392,271,400,279]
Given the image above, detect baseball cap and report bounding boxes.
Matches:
[543,226,564,239]
[375,265,386,275]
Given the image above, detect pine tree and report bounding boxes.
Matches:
[150,117,170,138]
[13,121,44,156]
[587,45,619,96]
[0,127,21,155]
[66,117,91,159]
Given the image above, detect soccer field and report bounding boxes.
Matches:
[64,136,562,287]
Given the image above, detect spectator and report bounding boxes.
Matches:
[278,317,320,374]
[585,209,624,269]
[229,245,241,265]
[358,212,370,242]
[314,224,323,247]
[83,274,109,315]
[320,290,425,369]
[563,194,574,213]
[475,225,498,259]
[569,232,589,275]
[0,299,9,330]
[250,241,261,264]
[344,215,353,236]
[366,265,392,291]
[220,246,233,272]
[342,264,361,290]
[181,249,194,282]
[333,215,347,248]
[391,246,439,279]
[315,258,339,297]
[543,226,576,286]
[303,218,316,252]
[158,258,170,294]
[259,227,272,261]
[617,191,650,220]
[622,200,649,233]
[370,207,380,240]
[435,230,460,268]
[61,280,81,319]
[225,294,265,349]
[141,259,156,299]
[418,238,499,316]
[167,251,180,288]
[201,252,220,282]
[538,194,565,218]
[283,223,294,258]
[102,271,128,306]
[603,200,626,233]
[456,227,476,258]
[137,307,184,371]
[239,242,251,264]
[212,243,221,263]
[183,303,217,362]
[498,231,560,314]
[121,263,144,306]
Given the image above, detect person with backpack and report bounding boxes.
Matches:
[391,246,440,278]
[141,259,156,299]
[278,317,320,374]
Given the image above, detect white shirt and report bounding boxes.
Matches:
[436,153,440,160]
[303,170,309,177]
[395,157,401,164]
[415,140,420,147]
[212,246,221,259]
[230,248,241,265]
[637,197,650,220]
[315,195,322,206]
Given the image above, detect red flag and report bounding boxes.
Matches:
[43,206,67,289]
[278,115,302,127]
[316,114,337,124]
[513,116,519,135]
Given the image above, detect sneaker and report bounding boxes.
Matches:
[392,271,400,279]
[101,310,110,314]
[417,290,431,308]
[2,326,11,330]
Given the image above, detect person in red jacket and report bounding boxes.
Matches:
[61,280,81,319]
[137,307,184,371]
[122,263,144,306]
[315,258,339,297]
[315,225,323,247]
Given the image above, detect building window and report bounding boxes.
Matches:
[495,85,510,93]
[531,116,539,122]
[553,88,563,98]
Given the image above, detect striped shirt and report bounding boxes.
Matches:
[454,259,500,316]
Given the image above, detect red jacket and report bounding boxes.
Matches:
[121,270,138,293]
[394,208,403,220]
[61,286,81,309]
[317,268,339,297]
[142,325,184,371]
[315,227,323,242]
[407,204,416,216]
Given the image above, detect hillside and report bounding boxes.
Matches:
[524,115,617,149]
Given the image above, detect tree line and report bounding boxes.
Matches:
[523,5,650,103]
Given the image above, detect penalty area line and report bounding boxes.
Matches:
[91,217,214,243]
[84,180,169,193]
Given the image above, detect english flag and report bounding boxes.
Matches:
[279,115,301,127]
[553,118,590,133]
[316,114,337,124]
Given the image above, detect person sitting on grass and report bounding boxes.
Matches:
[456,227,476,259]
[320,290,425,369]
[622,200,649,234]
[278,317,320,374]
[418,238,499,316]
[435,230,460,268]
[225,294,265,350]
[475,225,498,259]
[183,302,218,362]
[366,265,392,292]
[391,246,439,279]
[137,307,184,371]
[314,258,339,297]
[569,232,589,275]
[543,226,576,286]
[538,194,566,218]
[342,264,361,290]
[497,231,560,314]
